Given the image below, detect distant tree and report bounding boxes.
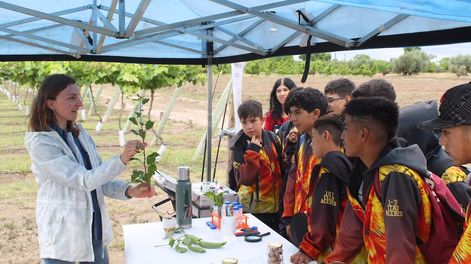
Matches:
[245,61,262,75]
[299,53,332,61]
[427,63,442,73]
[214,64,231,74]
[456,65,468,76]
[449,55,471,76]
[374,60,393,75]
[439,57,450,71]
[404,47,421,53]
[392,49,430,75]
[349,55,373,68]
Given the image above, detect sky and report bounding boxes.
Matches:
[331,42,471,61]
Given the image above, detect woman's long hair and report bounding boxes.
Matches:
[269,77,296,120]
[28,74,79,135]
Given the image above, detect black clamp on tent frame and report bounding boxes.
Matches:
[297,10,313,83]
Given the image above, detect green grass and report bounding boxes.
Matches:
[0,178,37,199]
[0,153,32,173]
[0,135,28,150]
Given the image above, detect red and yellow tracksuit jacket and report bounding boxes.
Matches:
[282,134,318,218]
[442,166,471,213]
[325,144,433,264]
[297,151,351,261]
[229,130,283,214]
[450,195,471,263]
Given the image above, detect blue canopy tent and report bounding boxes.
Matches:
[1,0,471,180]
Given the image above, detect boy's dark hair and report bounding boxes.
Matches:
[324,78,356,98]
[314,113,344,146]
[343,97,399,141]
[284,87,328,115]
[238,99,263,120]
[352,79,396,102]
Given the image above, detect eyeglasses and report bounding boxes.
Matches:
[327,97,344,104]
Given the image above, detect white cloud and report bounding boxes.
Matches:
[331,43,471,61]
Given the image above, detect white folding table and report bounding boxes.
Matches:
[123,214,316,264]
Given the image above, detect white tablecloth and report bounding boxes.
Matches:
[123,214,305,264]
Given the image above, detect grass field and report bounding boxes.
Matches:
[0,72,469,264]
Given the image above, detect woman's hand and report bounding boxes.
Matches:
[120,140,145,164]
[127,182,155,198]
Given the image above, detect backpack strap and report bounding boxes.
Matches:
[268,131,283,167]
[267,131,286,203]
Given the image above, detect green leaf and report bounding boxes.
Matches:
[204,191,220,207]
[175,242,187,253]
[142,98,150,105]
[129,117,138,125]
[164,227,184,240]
[139,130,146,140]
[131,170,145,183]
[215,192,224,207]
[147,152,158,164]
[130,129,140,136]
[204,191,215,201]
[169,237,175,247]
[148,163,157,176]
[145,120,154,130]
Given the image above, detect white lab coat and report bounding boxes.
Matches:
[24,124,129,262]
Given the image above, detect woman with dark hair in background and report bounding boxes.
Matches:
[264,78,296,133]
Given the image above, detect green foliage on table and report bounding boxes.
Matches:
[167,233,226,254]
[204,191,224,207]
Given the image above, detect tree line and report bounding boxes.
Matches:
[213,48,471,77]
[1,48,470,94]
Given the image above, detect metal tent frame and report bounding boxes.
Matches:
[1,0,471,181]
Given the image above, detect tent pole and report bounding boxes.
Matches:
[206,53,213,182]
[92,0,97,51]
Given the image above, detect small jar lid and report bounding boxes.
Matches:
[268,242,283,249]
[221,257,238,264]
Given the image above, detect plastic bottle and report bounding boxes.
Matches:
[234,205,242,228]
[211,205,221,229]
[223,201,231,216]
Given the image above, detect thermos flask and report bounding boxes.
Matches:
[176,166,192,229]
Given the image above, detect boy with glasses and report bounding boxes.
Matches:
[324,78,355,115]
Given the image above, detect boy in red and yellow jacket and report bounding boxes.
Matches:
[419,83,471,264]
[325,97,433,263]
[279,88,328,243]
[228,99,283,231]
[290,113,351,264]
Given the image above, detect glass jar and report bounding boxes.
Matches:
[267,242,283,264]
